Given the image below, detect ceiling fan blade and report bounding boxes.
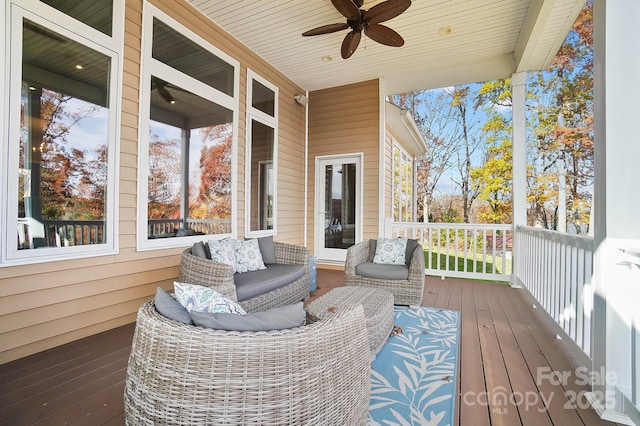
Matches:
[364,23,404,47]
[302,22,350,36]
[341,30,362,59]
[331,0,361,21]
[364,0,411,24]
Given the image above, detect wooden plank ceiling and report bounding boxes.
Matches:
[187,0,587,94]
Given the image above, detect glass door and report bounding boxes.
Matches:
[316,155,362,262]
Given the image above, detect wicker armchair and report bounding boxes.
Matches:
[178,241,310,313]
[124,300,371,425]
[344,240,425,306]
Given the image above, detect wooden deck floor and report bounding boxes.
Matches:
[0,270,619,425]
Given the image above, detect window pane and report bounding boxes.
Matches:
[324,163,356,249]
[40,0,113,36]
[392,145,413,223]
[148,77,233,238]
[393,147,400,221]
[152,18,234,97]
[19,20,110,249]
[249,120,274,232]
[252,80,275,117]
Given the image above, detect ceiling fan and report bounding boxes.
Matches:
[302,0,411,59]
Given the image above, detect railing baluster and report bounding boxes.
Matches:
[444,227,451,271]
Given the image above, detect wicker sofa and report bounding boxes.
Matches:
[178,241,310,313]
[124,300,371,425]
[344,239,426,306]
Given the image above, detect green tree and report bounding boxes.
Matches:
[470,79,513,224]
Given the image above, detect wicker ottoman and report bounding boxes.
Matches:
[307,286,394,356]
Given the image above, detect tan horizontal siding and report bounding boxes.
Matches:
[0,0,306,364]
[307,79,380,256]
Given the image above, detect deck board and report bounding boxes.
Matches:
[458,281,492,426]
[474,282,523,425]
[0,272,620,426]
[484,283,554,425]
[506,288,616,426]
[494,284,587,425]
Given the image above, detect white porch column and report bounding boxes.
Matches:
[511,72,527,287]
[592,0,640,424]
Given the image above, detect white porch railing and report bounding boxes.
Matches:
[147,218,231,237]
[514,225,594,358]
[18,218,105,248]
[384,219,513,282]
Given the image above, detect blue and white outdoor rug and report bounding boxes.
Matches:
[368,307,460,426]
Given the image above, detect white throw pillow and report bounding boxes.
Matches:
[207,238,237,271]
[373,237,408,265]
[173,282,246,314]
[234,239,266,273]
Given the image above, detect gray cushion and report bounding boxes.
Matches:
[355,262,409,280]
[367,238,418,266]
[256,236,277,264]
[154,287,192,324]
[405,239,418,265]
[190,302,305,331]
[367,239,377,262]
[233,264,305,301]
[191,241,209,259]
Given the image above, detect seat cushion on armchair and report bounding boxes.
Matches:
[234,264,305,302]
[356,262,409,280]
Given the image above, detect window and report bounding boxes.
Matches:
[138,6,239,249]
[392,142,414,222]
[246,70,277,236]
[2,1,122,265]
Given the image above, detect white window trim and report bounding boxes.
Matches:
[136,4,240,251]
[245,69,278,238]
[1,1,123,266]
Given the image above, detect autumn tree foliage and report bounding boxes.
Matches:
[527,0,593,232]
[146,120,232,234]
[147,132,182,219]
[392,1,592,230]
[193,124,232,220]
[21,87,107,221]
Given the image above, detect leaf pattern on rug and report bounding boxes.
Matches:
[368,307,460,426]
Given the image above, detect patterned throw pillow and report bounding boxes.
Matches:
[235,239,266,273]
[373,237,408,265]
[207,238,237,271]
[173,282,246,314]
